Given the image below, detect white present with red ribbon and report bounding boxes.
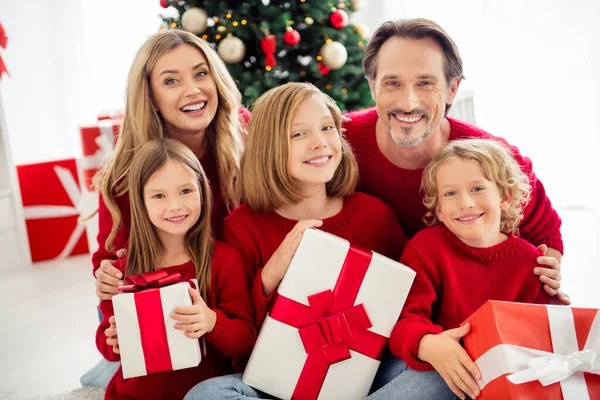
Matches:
[242,229,416,400]
[79,118,120,191]
[17,159,93,261]
[112,270,207,379]
[463,300,600,399]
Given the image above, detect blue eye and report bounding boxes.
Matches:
[386,81,399,87]
[291,132,303,138]
[418,81,433,87]
[195,70,207,78]
[472,186,485,192]
[181,188,192,195]
[444,191,456,197]
[151,193,165,199]
[165,78,177,85]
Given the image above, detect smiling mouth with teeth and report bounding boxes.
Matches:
[181,102,206,112]
[456,213,484,222]
[165,215,188,222]
[304,156,332,165]
[393,114,423,123]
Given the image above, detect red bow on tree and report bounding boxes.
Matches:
[0,22,9,79]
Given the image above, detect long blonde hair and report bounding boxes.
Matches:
[241,82,358,212]
[422,139,531,235]
[95,30,244,251]
[126,139,213,300]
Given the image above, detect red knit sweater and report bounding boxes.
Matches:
[96,241,257,400]
[222,192,408,330]
[91,107,251,274]
[388,224,552,371]
[343,108,563,253]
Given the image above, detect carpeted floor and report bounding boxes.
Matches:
[34,387,105,400]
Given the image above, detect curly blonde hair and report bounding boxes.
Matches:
[422,139,531,235]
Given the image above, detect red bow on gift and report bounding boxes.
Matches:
[0,22,9,79]
[118,270,184,292]
[270,245,388,400]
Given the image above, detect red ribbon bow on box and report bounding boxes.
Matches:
[270,245,388,400]
[118,270,186,292]
[0,22,9,79]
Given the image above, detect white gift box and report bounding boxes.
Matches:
[243,229,416,400]
[112,277,206,379]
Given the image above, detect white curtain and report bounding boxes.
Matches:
[0,0,168,165]
[355,0,600,213]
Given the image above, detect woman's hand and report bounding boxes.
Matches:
[534,244,571,305]
[95,249,127,300]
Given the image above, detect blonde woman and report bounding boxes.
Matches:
[93,30,249,300]
[389,139,557,400]
[82,30,249,388]
[97,139,255,399]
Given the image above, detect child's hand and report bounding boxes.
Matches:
[417,323,481,400]
[172,287,216,339]
[105,316,120,354]
[261,219,323,296]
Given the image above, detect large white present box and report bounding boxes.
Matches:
[243,229,416,400]
[112,271,206,379]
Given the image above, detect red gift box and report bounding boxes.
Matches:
[463,300,600,400]
[17,159,89,261]
[79,119,120,191]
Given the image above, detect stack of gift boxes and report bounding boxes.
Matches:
[16,114,120,261]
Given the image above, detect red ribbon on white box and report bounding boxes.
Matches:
[22,166,95,259]
[474,306,600,400]
[79,119,115,170]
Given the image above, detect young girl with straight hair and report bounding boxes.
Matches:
[96,139,255,400]
[185,82,409,399]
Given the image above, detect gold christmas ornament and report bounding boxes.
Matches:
[181,7,208,34]
[218,34,246,64]
[351,0,369,10]
[320,41,348,70]
[354,23,370,39]
[305,17,314,25]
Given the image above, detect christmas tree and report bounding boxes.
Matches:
[160,0,373,111]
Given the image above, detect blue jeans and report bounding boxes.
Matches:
[185,354,455,399]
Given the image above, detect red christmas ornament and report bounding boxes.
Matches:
[283,28,301,46]
[318,62,331,76]
[330,9,349,29]
[261,34,277,68]
[159,0,169,8]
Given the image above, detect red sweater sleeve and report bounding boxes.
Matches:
[383,204,408,260]
[95,258,126,362]
[222,215,276,330]
[204,243,257,359]
[389,244,443,371]
[91,193,117,275]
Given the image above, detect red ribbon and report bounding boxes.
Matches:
[269,245,388,400]
[118,270,195,375]
[0,23,8,79]
[117,270,184,292]
[261,34,277,68]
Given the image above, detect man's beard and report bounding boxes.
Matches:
[386,106,445,148]
[390,126,432,148]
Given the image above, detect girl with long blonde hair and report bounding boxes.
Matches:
[96,139,255,400]
[185,83,408,399]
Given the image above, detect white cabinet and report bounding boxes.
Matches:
[0,90,31,271]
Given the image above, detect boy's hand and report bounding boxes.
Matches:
[105,316,120,354]
[172,288,216,339]
[418,323,481,399]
